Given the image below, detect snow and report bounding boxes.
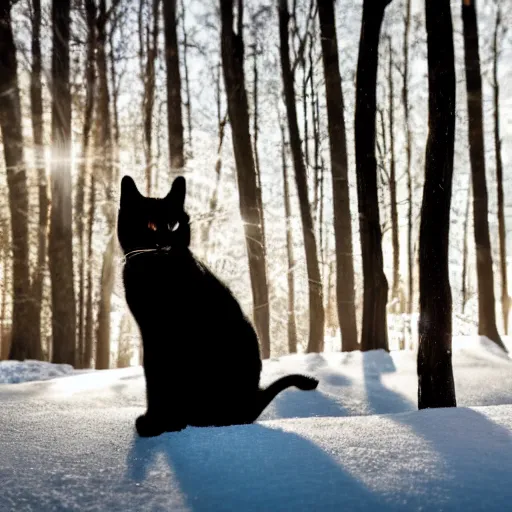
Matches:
[0,360,74,384]
[1,336,512,511]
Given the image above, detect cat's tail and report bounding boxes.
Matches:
[251,374,318,421]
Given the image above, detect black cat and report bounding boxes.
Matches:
[117,175,318,437]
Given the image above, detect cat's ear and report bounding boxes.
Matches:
[166,176,186,210]
[120,175,142,207]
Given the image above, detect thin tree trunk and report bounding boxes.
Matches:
[201,63,226,253]
[163,0,184,170]
[417,0,457,410]
[84,173,96,369]
[25,0,46,361]
[76,0,97,368]
[492,5,508,335]
[116,314,132,368]
[354,0,390,352]
[302,49,309,170]
[141,0,159,195]
[0,1,33,362]
[0,244,8,360]
[220,0,271,358]
[94,0,116,370]
[279,0,324,353]
[252,46,266,255]
[48,0,76,365]
[318,0,358,352]
[0,0,33,361]
[402,0,413,319]
[310,48,320,222]
[387,35,400,313]
[462,0,505,351]
[280,122,298,354]
[461,176,471,314]
[181,0,192,153]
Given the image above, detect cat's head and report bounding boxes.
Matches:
[117,176,191,255]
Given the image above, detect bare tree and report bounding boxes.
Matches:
[48,0,76,365]
[0,0,32,360]
[317,0,358,351]
[280,119,298,353]
[417,0,457,410]
[180,0,192,153]
[492,3,509,334]
[462,0,505,351]
[140,0,160,195]
[461,177,471,314]
[386,35,400,312]
[201,63,226,252]
[25,0,47,360]
[84,173,96,369]
[163,0,184,170]
[76,0,97,368]
[279,0,324,353]
[402,0,413,318]
[220,0,271,358]
[94,0,118,370]
[354,0,391,351]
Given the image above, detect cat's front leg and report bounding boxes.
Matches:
[136,357,187,437]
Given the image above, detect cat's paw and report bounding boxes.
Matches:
[135,414,186,437]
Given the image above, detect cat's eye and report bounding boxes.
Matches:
[148,221,157,231]
[168,221,179,232]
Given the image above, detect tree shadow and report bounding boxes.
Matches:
[362,351,415,415]
[394,407,512,510]
[126,424,404,512]
[360,350,512,510]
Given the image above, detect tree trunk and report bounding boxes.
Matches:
[462,0,505,351]
[141,0,160,195]
[492,5,508,335]
[76,0,97,368]
[280,122,298,354]
[252,46,266,256]
[84,173,96,369]
[163,0,184,170]
[94,0,116,370]
[0,244,8,360]
[402,0,413,319]
[0,0,33,361]
[417,0,457,410]
[318,0,358,352]
[387,35,400,313]
[96,233,115,370]
[461,176,471,314]
[354,0,390,352]
[48,0,76,365]
[279,0,324,353]
[116,314,132,368]
[181,0,192,154]
[220,0,271,358]
[25,0,46,361]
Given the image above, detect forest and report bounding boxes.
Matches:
[0,0,511,409]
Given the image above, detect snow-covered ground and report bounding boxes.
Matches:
[1,337,511,511]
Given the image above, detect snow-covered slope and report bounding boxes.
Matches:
[1,337,511,511]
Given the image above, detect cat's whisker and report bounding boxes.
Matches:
[123,248,158,263]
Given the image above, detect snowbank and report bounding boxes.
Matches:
[0,336,511,510]
[0,360,74,384]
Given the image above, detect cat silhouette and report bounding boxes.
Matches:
[118,176,318,437]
